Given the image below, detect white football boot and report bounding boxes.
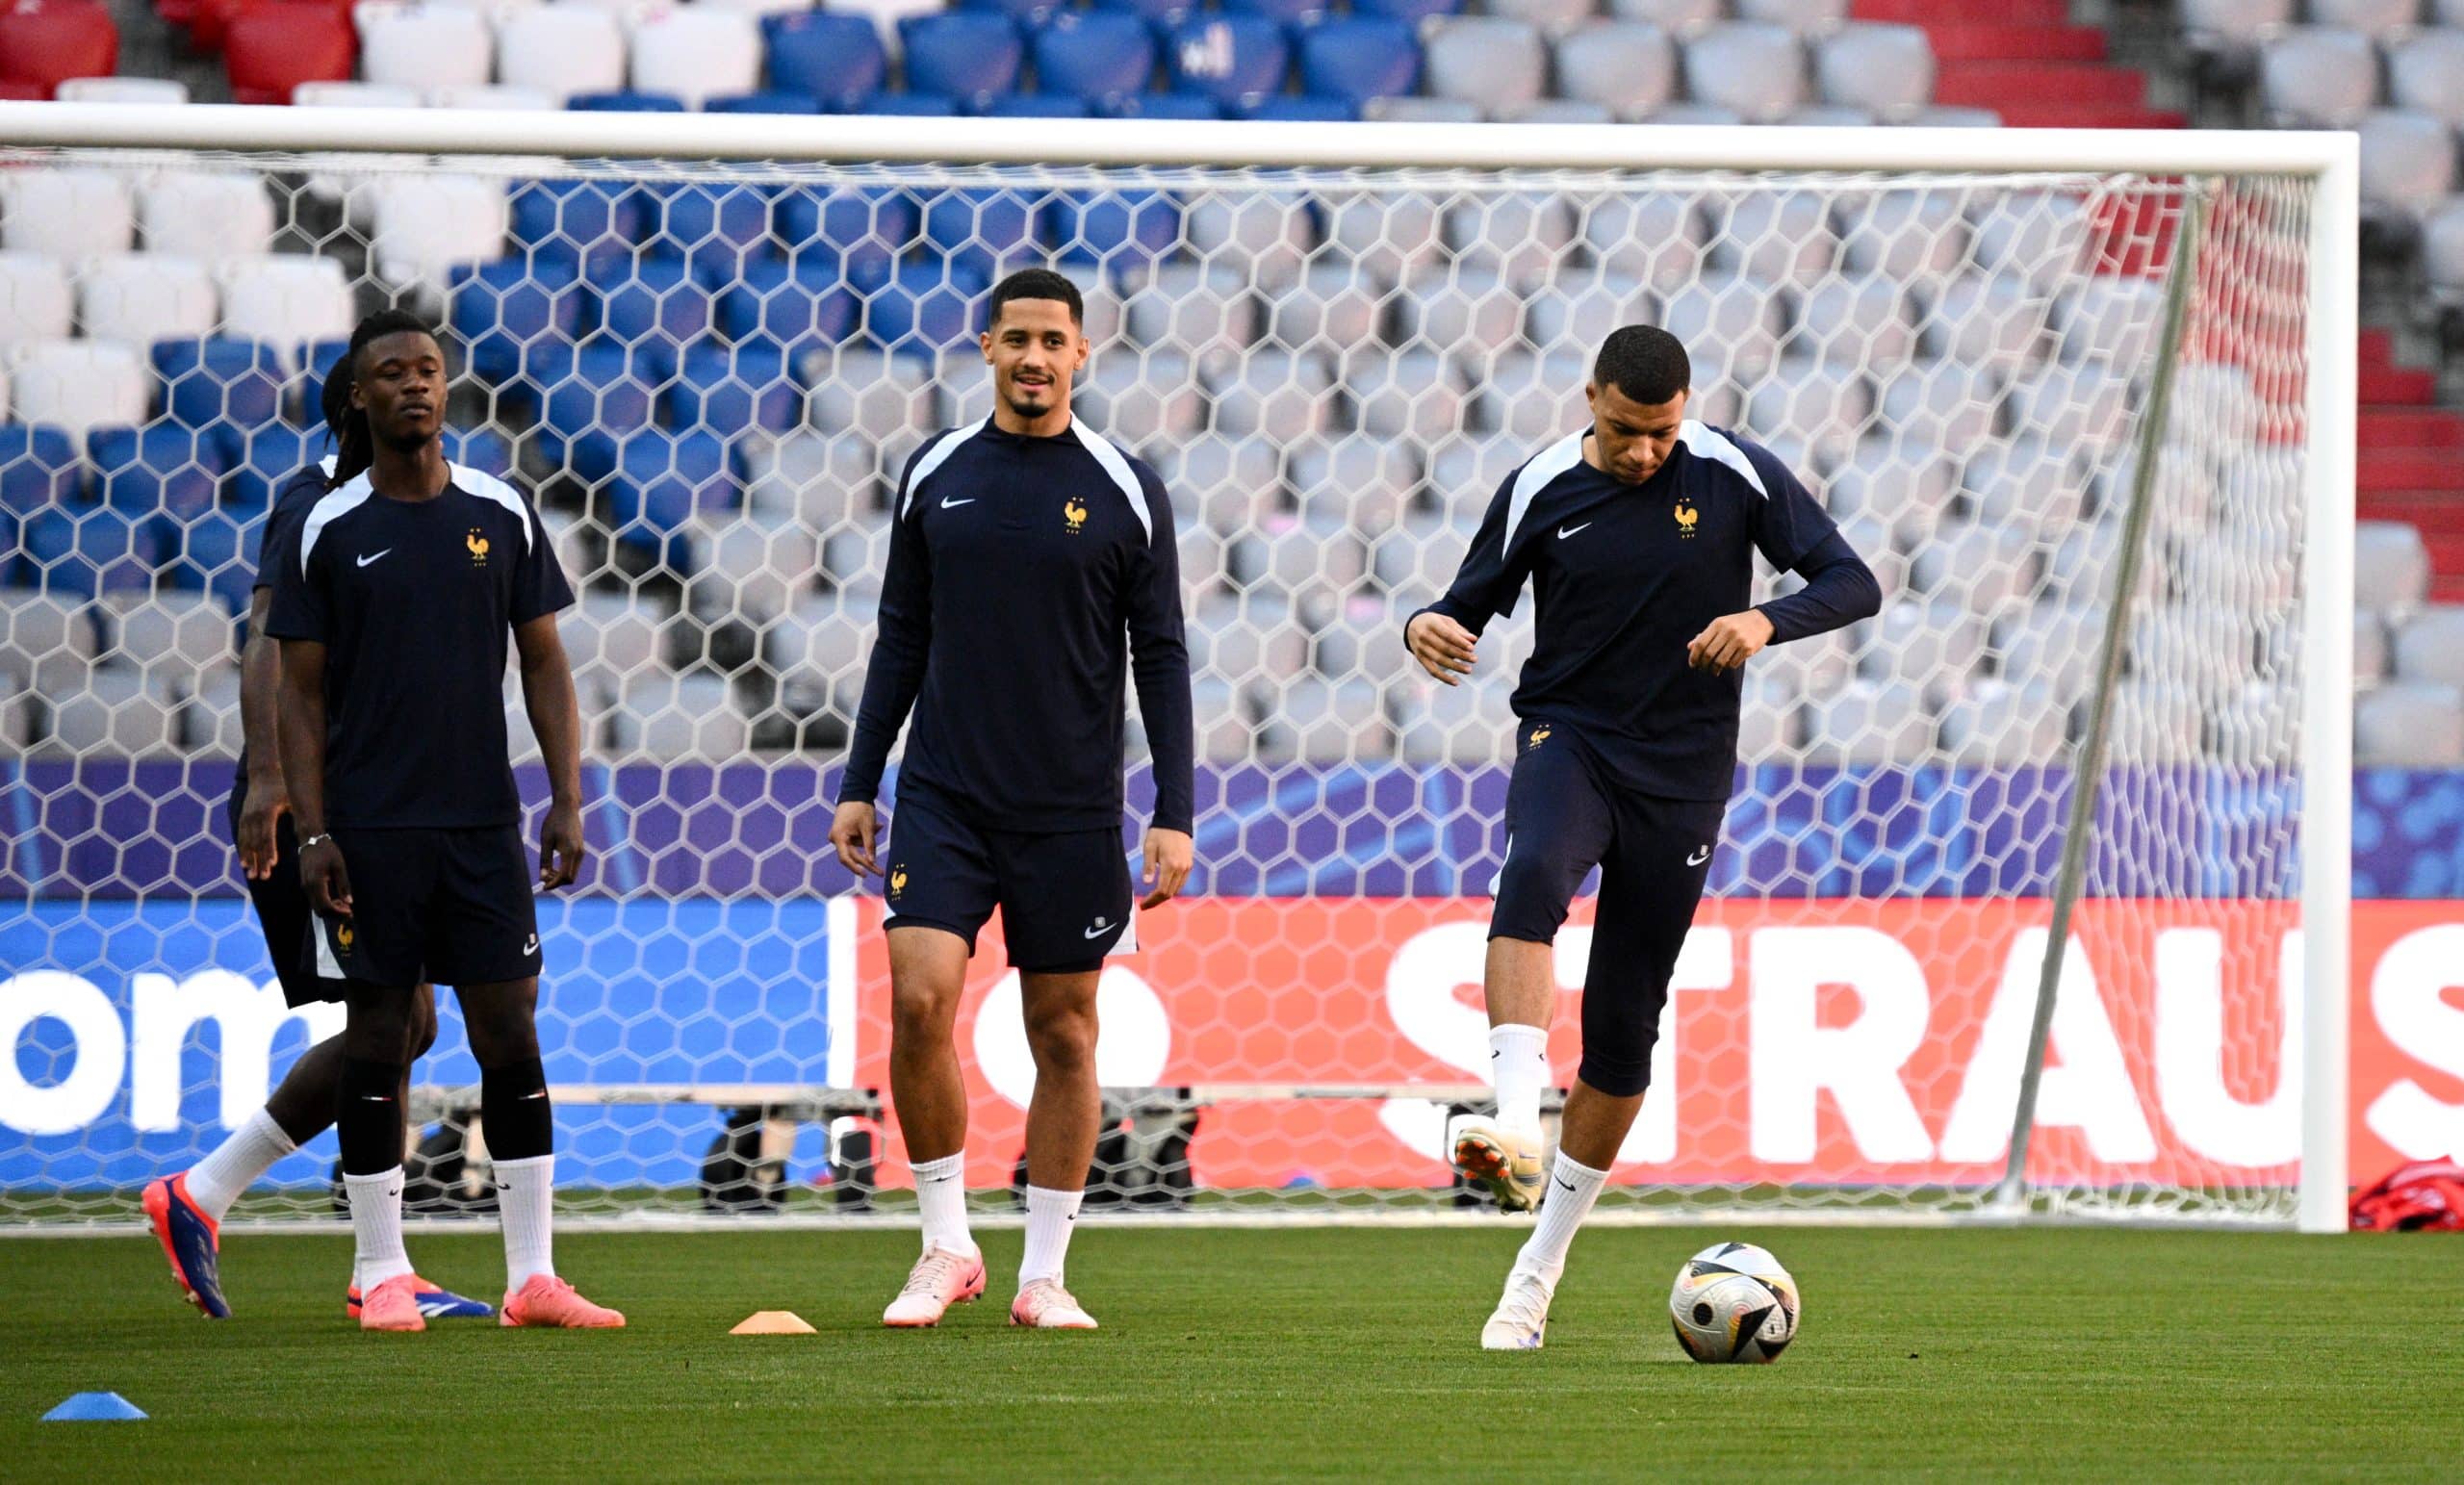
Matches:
[1450,1117,1547,1214]
[1480,1269,1553,1351]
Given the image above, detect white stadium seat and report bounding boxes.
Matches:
[9,340,149,437]
[77,254,218,348]
[628,8,763,109]
[56,78,189,104]
[496,3,628,104]
[0,253,73,346]
[369,173,512,292]
[431,83,560,110]
[139,172,278,260]
[1,167,135,259]
[358,3,497,92]
[218,255,359,350]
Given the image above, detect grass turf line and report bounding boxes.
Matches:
[0,1226,2454,1481]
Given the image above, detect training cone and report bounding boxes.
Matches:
[43,1393,146,1421]
[731,1311,816,1336]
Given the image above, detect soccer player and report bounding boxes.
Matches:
[141,368,488,1324]
[1404,326,1881,1349]
[829,268,1194,1331]
[269,308,620,1333]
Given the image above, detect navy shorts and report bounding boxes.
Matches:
[882,790,1135,973]
[1489,718,1723,1098]
[227,792,347,1008]
[312,826,543,990]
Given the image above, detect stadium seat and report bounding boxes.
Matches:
[1362,95,1477,122]
[1200,348,1334,444]
[1576,192,1702,290]
[1790,277,1916,370]
[1682,22,1806,124]
[776,187,919,284]
[1922,274,2046,375]
[17,502,159,601]
[1032,11,1157,112]
[55,76,183,104]
[745,428,889,525]
[152,340,287,437]
[687,512,817,625]
[562,590,666,705]
[75,253,215,350]
[2356,110,2458,225]
[0,254,72,346]
[2429,198,2464,306]
[899,12,1025,111]
[1814,23,1932,121]
[1838,190,1966,279]
[1296,18,1419,108]
[137,172,277,265]
[608,428,737,565]
[2388,31,2464,128]
[1163,15,1291,109]
[368,173,509,292]
[224,4,356,106]
[1441,192,1576,281]
[2307,0,2420,41]
[223,423,317,508]
[595,255,716,355]
[640,181,777,280]
[571,90,686,112]
[11,341,145,438]
[0,167,133,260]
[1219,0,1324,21]
[1480,0,1581,28]
[668,337,802,436]
[0,0,116,98]
[1802,678,1931,764]
[1937,679,2065,766]
[0,424,81,522]
[0,587,96,691]
[764,594,872,719]
[1422,17,1544,117]
[496,3,627,105]
[291,78,424,109]
[2392,605,2464,687]
[851,90,959,115]
[432,83,559,111]
[920,187,1039,280]
[39,667,184,756]
[449,257,583,384]
[2008,361,2132,460]
[536,341,661,476]
[1554,22,1678,119]
[1077,350,1202,440]
[1258,677,1392,766]
[763,12,888,110]
[1606,0,1719,30]
[2353,521,2432,612]
[629,7,762,109]
[2179,0,2294,72]
[1854,600,1986,705]
[981,92,1091,116]
[1259,262,1384,353]
[709,89,822,115]
[2257,26,2378,129]
[1958,436,2078,541]
[1290,424,1424,525]
[2356,680,2464,766]
[509,177,642,271]
[1045,190,1180,271]
[1735,0,1849,36]
[218,255,355,354]
[1238,95,1352,120]
[1106,90,1219,118]
[607,673,748,761]
[1122,264,1256,357]
[1468,347,1590,442]
[357,3,492,92]
[96,589,232,696]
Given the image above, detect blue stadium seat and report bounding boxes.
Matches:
[609,429,736,566]
[1044,190,1181,271]
[17,503,156,599]
[509,179,645,271]
[1220,0,1328,23]
[541,341,665,480]
[1105,91,1221,118]
[922,187,1040,280]
[707,90,824,115]
[571,90,688,113]
[0,424,82,517]
[1296,18,1421,105]
[957,0,1059,19]
[670,338,802,435]
[899,13,1026,112]
[763,13,888,111]
[640,182,778,280]
[169,503,260,612]
[225,424,319,508]
[449,259,584,385]
[152,339,287,434]
[296,339,350,422]
[593,255,717,354]
[775,187,919,285]
[862,266,989,356]
[90,424,225,522]
[1033,11,1159,112]
[1242,94,1357,120]
[712,258,861,361]
[848,91,960,115]
[981,91,1091,116]
[1164,16,1291,108]
[442,427,517,482]
[1350,0,1460,20]
[1091,0,1193,22]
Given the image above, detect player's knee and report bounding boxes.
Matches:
[342,996,415,1062]
[1492,857,1574,936]
[1575,1048,1653,1100]
[408,987,441,1060]
[1021,997,1097,1072]
[888,979,962,1046]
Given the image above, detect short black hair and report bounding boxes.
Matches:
[346,307,438,378]
[986,268,1083,329]
[1593,324,1691,406]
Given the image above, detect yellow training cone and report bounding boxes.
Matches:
[731,1311,816,1336]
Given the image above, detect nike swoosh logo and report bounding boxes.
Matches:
[941,498,975,508]
[1554,1176,1577,1192]
[1556,524,1590,540]
[360,1094,393,1102]
[1687,846,1711,865]
[356,550,391,567]
[523,935,539,955]
[1083,923,1115,939]
[519,1090,548,1101]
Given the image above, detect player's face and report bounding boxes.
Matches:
[353,331,447,448]
[982,298,1087,422]
[1586,382,1689,485]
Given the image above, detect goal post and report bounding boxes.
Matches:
[0,104,2358,1231]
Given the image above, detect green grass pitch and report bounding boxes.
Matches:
[1,1225,2455,1481]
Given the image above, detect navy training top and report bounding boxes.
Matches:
[1416,421,1880,802]
[264,464,575,830]
[838,416,1195,835]
[230,459,336,811]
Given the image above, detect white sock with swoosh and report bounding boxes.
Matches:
[345,1166,415,1290]
[496,1153,556,1289]
[911,1152,974,1257]
[1513,1152,1608,1290]
[1488,1023,1550,1139]
[1019,1185,1084,1290]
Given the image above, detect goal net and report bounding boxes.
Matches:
[0,115,2352,1229]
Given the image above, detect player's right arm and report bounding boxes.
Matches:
[1404,470,1530,685]
[234,586,287,881]
[265,499,347,917]
[832,446,937,877]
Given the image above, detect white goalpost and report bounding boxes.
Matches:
[0,105,2356,1232]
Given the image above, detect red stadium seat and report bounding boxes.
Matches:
[224,2,353,104]
[0,0,119,98]
[0,78,44,99]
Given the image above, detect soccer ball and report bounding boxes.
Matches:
[1668,1242,1799,1364]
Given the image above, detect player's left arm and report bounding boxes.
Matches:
[1688,449,1882,674]
[1123,466,1194,909]
[510,499,585,891]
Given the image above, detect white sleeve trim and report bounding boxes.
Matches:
[1067,418,1152,543]
[1677,421,1769,499]
[454,464,537,552]
[897,422,982,521]
[296,473,375,576]
[1501,430,1586,550]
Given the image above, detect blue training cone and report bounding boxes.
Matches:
[43,1393,146,1421]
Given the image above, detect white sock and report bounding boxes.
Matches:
[1513,1152,1609,1290]
[1018,1185,1084,1290]
[344,1166,414,1289]
[495,1153,556,1290]
[1489,1023,1550,1137]
[911,1152,974,1257]
[184,1108,295,1221]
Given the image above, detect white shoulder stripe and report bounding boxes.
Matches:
[453,464,534,552]
[297,474,374,576]
[1678,421,1768,499]
[1502,430,1588,550]
[1067,419,1151,543]
[317,453,337,476]
[898,422,984,521]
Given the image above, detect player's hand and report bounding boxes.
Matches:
[1687,609,1776,674]
[538,800,585,891]
[831,800,880,878]
[1139,827,1194,910]
[299,837,352,919]
[236,778,289,882]
[1405,611,1478,686]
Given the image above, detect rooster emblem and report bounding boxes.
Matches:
[467,529,492,566]
[1063,498,1088,532]
[1674,500,1698,538]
